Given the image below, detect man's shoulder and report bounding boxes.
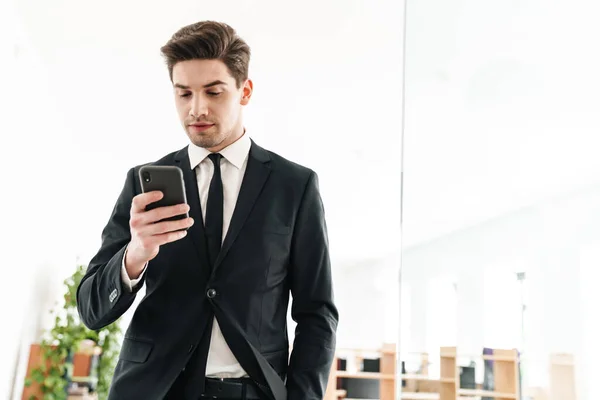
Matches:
[262,146,315,181]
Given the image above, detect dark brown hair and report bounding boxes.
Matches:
[160,21,250,88]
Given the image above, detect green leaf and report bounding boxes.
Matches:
[31,368,45,383]
[34,265,122,400]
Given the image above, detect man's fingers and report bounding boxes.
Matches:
[131,191,164,213]
[141,203,190,225]
[151,230,188,247]
[139,217,194,236]
[164,230,188,244]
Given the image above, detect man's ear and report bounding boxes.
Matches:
[240,79,253,105]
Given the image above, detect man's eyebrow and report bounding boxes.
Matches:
[173,80,228,90]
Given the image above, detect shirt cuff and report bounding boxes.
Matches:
[121,246,147,292]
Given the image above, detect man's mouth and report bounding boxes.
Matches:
[189,123,215,132]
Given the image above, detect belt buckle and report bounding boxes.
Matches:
[199,378,223,399]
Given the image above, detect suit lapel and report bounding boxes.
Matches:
[174,147,211,269]
[213,141,271,271]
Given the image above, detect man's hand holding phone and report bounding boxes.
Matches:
[124,191,194,279]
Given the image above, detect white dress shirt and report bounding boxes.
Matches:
[121,132,251,378]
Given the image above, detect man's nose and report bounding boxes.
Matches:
[190,96,208,118]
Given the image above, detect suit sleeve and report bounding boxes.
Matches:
[120,246,148,292]
[76,167,146,330]
[287,171,339,400]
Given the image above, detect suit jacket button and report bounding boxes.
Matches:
[207,288,217,299]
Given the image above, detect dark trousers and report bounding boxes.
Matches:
[164,372,189,400]
[164,372,268,400]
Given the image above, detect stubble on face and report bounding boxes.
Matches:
[172,59,251,152]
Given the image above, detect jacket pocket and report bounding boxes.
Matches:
[119,337,153,363]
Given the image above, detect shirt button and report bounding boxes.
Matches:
[207,288,217,299]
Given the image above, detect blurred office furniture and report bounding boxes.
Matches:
[325,344,441,400]
[521,353,576,400]
[459,364,476,389]
[325,345,523,400]
[22,343,99,400]
[324,343,396,400]
[549,353,576,400]
[440,346,520,400]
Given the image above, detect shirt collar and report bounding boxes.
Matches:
[188,131,251,170]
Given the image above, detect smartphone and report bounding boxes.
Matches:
[138,165,189,224]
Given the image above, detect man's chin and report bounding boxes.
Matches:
[187,132,223,149]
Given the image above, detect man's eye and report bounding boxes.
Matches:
[179,93,191,98]
[207,92,222,97]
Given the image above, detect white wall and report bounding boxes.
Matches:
[402,184,600,399]
[402,0,600,396]
[2,1,404,398]
[333,254,401,349]
[1,1,78,396]
[403,0,600,247]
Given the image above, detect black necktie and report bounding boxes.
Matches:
[205,153,223,268]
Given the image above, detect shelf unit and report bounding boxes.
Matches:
[549,353,576,400]
[325,346,520,400]
[324,343,397,400]
[440,347,458,400]
[523,353,577,400]
[22,343,100,400]
[325,344,443,400]
[439,346,520,400]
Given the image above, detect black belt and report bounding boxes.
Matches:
[201,377,264,399]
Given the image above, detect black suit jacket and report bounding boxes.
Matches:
[76,141,338,400]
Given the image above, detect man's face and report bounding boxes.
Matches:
[172,59,252,151]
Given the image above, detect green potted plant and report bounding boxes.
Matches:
[24,265,122,400]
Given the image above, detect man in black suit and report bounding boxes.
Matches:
[76,21,338,400]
